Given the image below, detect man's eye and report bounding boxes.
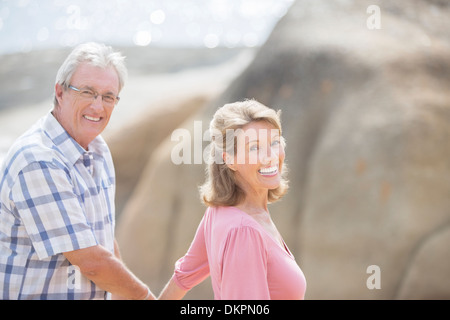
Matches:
[103,95,115,103]
[81,90,95,97]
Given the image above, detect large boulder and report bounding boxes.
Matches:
[116,0,450,299]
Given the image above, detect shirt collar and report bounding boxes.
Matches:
[43,112,107,166]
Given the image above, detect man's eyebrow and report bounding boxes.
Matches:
[84,86,116,95]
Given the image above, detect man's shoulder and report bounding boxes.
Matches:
[2,123,65,177]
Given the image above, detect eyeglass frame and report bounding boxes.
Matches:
[67,84,120,106]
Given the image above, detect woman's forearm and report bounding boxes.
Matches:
[158,276,188,300]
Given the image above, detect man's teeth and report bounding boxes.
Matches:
[84,115,101,122]
[258,166,278,175]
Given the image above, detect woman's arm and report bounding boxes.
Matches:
[158,214,210,299]
[220,226,270,299]
[158,276,188,300]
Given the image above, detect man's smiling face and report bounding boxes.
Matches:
[53,62,120,150]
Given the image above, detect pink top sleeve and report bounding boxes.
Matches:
[173,216,210,291]
[220,226,270,299]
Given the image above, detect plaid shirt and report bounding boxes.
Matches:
[0,112,116,299]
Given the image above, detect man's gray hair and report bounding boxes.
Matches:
[53,42,127,107]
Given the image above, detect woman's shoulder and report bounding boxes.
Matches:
[206,206,263,233]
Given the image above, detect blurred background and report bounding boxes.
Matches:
[1,0,450,300]
[0,0,293,54]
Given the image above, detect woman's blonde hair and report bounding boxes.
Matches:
[200,99,289,207]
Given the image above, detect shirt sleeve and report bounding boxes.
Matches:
[220,226,270,300]
[10,161,98,260]
[173,215,210,291]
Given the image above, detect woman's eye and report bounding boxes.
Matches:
[249,145,259,151]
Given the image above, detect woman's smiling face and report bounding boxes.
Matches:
[227,120,285,196]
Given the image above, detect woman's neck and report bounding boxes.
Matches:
[235,196,269,216]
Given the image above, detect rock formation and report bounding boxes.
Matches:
[115,0,450,299]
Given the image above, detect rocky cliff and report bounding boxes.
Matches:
[115,0,450,299]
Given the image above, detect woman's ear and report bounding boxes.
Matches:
[223,152,236,171]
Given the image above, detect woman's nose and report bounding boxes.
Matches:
[260,146,276,164]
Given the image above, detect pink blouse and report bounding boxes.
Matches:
[172,206,307,300]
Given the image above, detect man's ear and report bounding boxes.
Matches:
[55,83,64,105]
[223,152,236,171]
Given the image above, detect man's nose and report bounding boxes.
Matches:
[91,95,103,109]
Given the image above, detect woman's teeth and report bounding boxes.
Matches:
[84,115,101,122]
[258,166,278,175]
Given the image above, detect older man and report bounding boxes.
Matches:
[0,42,154,300]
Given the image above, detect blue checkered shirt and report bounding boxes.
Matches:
[0,112,116,299]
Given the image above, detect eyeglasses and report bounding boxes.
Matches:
[68,85,120,106]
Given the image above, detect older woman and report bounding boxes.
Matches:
[159,100,306,300]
